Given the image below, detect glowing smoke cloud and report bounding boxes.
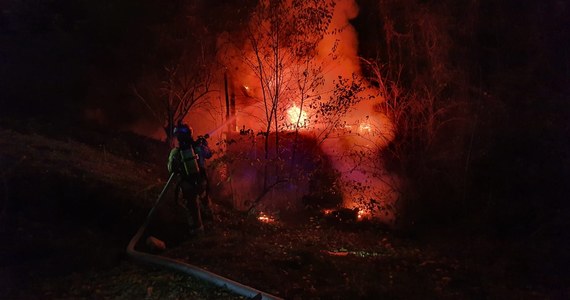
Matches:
[214,0,399,223]
[315,0,398,222]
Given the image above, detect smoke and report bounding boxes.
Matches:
[317,0,360,77]
[316,0,399,223]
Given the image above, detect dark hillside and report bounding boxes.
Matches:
[0,122,243,299]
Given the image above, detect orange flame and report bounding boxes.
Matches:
[287,104,308,129]
[358,122,371,134]
[257,212,275,223]
[357,209,368,220]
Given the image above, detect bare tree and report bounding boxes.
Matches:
[241,0,335,157]
[132,5,217,145]
[218,0,349,210]
[357,0,476,224]
[160,45,215,144]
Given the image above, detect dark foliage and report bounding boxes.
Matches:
[352,0,569,235]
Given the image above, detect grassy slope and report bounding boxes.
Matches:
[0,124,244,299]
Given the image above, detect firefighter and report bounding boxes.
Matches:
[168,122,213,235]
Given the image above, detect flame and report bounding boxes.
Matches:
[358,122,371,134]
[242,85,254,97]
[357,209,368,220]
[287,104,308,128]
[321,208,369,221]
[257,212,275,223]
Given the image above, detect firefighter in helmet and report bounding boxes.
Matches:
[168,122,213,235]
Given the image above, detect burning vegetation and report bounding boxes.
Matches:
[156,0,402,224]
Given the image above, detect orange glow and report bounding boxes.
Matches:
[242,85,254,98]
[209,0,400,225]
[257,212,275,223]
[357,209,368,220]
[358,122,371,134]
[287,104,308,129]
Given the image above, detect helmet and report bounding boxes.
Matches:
[174,123,193,149]
[173,123,192,137]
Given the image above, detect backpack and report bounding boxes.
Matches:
[168,147,200,177]
[180,147,200,176]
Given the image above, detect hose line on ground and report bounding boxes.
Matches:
[126,173,283,300]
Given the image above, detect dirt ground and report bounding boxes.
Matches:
[1,123,568,299]
[156,207,567,300]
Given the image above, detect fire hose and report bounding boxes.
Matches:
[126,173,283,300]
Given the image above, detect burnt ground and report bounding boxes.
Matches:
[0,121,568,299]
